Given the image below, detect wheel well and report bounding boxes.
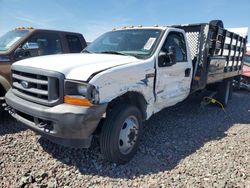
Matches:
[93,91,148,135]
[107,91,147,120]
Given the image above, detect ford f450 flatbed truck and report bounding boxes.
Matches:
[5,20,247,164]
[0,27,87,118]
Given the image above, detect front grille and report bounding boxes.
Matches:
[11,66,64,106]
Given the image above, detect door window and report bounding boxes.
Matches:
[23,33,63,57]
[66,35,82,53]
[162,32,187,62]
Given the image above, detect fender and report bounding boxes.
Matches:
[89,59,156,119]
[0,75,11,93]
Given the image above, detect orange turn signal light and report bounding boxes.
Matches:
[64,96,93,106]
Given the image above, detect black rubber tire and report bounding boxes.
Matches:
[100,103,142,164]
[215,79,233,107]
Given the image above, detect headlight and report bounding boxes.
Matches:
[64,80,99,105]
[65,80,90,97]
[77,84,88,95]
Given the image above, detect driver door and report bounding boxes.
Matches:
[154,31,192,111]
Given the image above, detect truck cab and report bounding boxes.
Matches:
[5,26,193,164]
[0,27,87,113]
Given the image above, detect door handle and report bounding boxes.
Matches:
[185,68,191,77]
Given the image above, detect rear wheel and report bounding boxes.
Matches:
[215,79,233,106]
[100,103,142,164]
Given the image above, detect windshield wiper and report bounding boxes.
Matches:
[98,51,128,56]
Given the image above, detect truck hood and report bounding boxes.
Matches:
[13,53,140,81]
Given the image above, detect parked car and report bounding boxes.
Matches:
[0,27,87,118]
[5,20,247,164]
[234,51,250,90]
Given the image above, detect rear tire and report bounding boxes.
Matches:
[215,79,233,106]
[100,103,142,164]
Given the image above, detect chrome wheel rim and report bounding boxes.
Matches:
[118,115,139,155]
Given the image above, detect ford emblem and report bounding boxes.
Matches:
[21,81,29,89]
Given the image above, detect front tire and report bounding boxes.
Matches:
[100,103,142,164]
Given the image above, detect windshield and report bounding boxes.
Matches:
[0,30,29,51]
[244,54,250,66]
[84,29,163,59]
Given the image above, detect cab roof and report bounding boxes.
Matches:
[13,26,82,35]
[112,25,168,31]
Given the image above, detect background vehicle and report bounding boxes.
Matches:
[5,20,247,164]
[0,27,87,118]
[234,51,250,90]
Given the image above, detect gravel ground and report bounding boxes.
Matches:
[0,90,250,188]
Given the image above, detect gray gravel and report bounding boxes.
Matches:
[0,90,250,188]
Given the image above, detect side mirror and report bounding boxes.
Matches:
[22,42,39,50]
[14,48,27,60]
[14,42,40,60]
[158,46,177,67]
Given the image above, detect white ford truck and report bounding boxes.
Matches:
[5,20,247,164]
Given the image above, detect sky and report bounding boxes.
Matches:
[0,0,250,42]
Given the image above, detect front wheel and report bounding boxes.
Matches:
[100,103,142,164]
